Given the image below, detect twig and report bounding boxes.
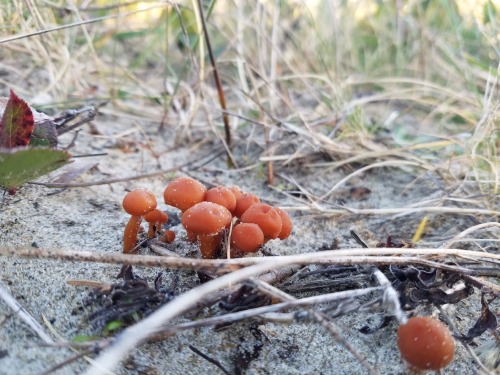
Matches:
[151,286,382,339]
[0,281,54,344]
[436,306,495,375]
[251,279,378,375]
[28,148,221,188]
[196,0,232,150]
[351,230,407,324]
[440,222,500,249]
[28,166,182,188]
[286,205,500,217]
[81,252,387,375]
[188,345,231,375]
[39,348,97,375]
[0,4,169,44]
[1,246,495,276]
[371,269,407,325]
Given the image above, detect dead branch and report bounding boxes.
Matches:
[0,281,55,344]
[1,246,498,275]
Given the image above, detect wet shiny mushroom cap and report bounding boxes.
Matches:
[205,185,237,212]
[144,209,168,224]
[181,201,232,236]
[397,316,455,370]
[164,177,207,212]
[240,203,282,240]
[275,208,292,240]
[122,188,157,216]
[233,193,260,218]
[231,223,264,253]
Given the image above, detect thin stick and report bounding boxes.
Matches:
[39,348,96,375]
[252,279,377,375]
[0,281,55,344]
[1,246,494,276]
[82,254,381,375]
[28,165,183,188]
[28,148,224,189]
[0,4,169,44]
[286,205,500,217]
[188,345,231,375]
[196,0,231,149]
[318,160,436,200]
[440,222,500,249]
[151,285,382,339]
[351,230,407,324]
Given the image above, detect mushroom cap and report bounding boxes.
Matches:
[122,189,157,216]
[229,186,243,201]
[205,185,237,212]
[231,223,264,253]
[275,208,292,240]
[164,177,207,212]
[144,209,168,223]
[240,203,282,240]
[397,316,455,370]
[233,193,260,218]
[182,202,232,236]
[163,230,176,243]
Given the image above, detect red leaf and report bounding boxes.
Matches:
[0,90,35,148]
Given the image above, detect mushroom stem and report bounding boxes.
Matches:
[186,230,197,243]
[199,233,222,259]
[123,216,142,254]
[147,223,156,239]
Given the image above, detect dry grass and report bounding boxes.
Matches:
[1,1,498,195]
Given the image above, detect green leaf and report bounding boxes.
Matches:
[0,147,70,192]
[103,320,123,334]
[72,335,100,343]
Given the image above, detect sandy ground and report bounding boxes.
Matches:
[0,111,498,375]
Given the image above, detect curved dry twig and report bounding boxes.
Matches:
[440,222,500,249]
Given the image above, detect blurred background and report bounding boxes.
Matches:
[0,0,498,195]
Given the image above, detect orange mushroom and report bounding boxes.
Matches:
[205,185,237,212]
[181,201,232,259]
[144,209,169,239]
[163,230,176,244]
[397,316,455,371]
[164,177,207,212]
[275,208,292,240]
[233,193,260,218]
[231,223,264,253]
[240,203,282,241]
[229,186,243,201]
[122,189,157,254]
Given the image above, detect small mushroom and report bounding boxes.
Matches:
[205,185,237,212]
[231,223,264,253]
[122,189,157,254]
[181,201,232,259]
[163,177,207,212]
[275,208,292,240]
[229,186,243,201]
[397,316,455,371]
[240,203,282,241]
[233,193,260,218]
[144,209,168,239]
[163,230,176,244]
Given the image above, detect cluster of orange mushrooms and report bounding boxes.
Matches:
[121,176,292,259]
[121,180,460,372]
